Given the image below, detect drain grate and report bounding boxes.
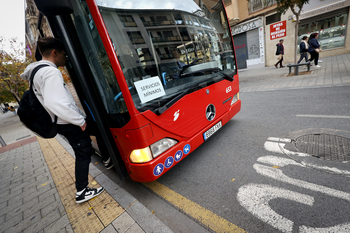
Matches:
[295,134,350,161]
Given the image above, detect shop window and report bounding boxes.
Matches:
[298,12,348,51]
[266,14,281,25]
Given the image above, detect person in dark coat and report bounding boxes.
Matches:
[308,33,322,67]
[275,39,284,68]
[297,36,309,64]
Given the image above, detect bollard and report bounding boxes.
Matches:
[0,135,6,147]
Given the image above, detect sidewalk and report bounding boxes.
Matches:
[239,53,350,92]
[0,112,172,233]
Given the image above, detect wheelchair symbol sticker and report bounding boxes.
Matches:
[165,156,174,168]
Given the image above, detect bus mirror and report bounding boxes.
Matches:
[34,0,74,16]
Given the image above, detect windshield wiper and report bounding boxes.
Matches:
[182,67,234,82]
[153,70,233,115]
[154,81,205,115]
[218,71,234,82]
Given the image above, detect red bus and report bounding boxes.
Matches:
[34,0,241,182]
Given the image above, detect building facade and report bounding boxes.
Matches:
[225,0,350,69]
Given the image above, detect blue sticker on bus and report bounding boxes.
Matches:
[164,156,174,168]
[153,163,164,176]
[183,144,191,154]
[174,150,183,162]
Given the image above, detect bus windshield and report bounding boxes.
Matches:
[97,0,236,113]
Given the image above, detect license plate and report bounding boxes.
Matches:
[203,121,222,140]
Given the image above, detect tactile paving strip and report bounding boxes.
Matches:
[37,137,124,232]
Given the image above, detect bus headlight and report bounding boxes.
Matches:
[130,147,152,163]
[150,138,177,158]
[231,93,239,106]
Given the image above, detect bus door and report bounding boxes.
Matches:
[34,0,129,179]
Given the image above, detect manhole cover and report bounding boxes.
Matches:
[295,134,350,161]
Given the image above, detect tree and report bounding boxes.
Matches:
[276,0,310,64]
[0,37,34,103]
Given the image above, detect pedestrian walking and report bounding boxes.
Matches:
[20,37,108,204]
[275,39,285,68]
[308,33,322,68]
[297,36,309,64]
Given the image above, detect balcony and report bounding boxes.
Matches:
[151,36,181,43]
[143,20,175,27]
[248,0,276,14]
[122,22,137,27]
[129,38,145,44]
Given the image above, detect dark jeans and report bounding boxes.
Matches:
[297,52,309,63]
[57,119,108,191]
[275,55,283,67]
[309,51,319,65]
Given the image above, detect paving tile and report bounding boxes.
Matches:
[91,194,124,226]
[70,210,104,233]
[41,200,65,218]
[6,197,39,220]
[125,223,145,233]
[23,209,61,233]
[23,194,56,219]
[101,224,118,233]
[2,212,24,233]
[112,212,135,233]
[4,210,42,233]
[43,214,70,233]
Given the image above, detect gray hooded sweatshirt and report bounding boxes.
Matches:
[21,60,85,127]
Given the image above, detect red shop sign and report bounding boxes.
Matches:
[270,20,286,40]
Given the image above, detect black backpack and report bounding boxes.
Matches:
[18,64,58,138]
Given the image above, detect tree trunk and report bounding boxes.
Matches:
[11,92,21,104]
[294,15,299,64]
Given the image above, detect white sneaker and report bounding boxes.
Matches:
[76,186,104,204]
[315,65,321,68]
[103,157,114,170]
[318,60,323,63]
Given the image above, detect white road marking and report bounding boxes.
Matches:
[296,114,350,119]
[299,223,350,233]
[264,140,350,175]
[257,155,303,167]
[237,138,350,232]
[237,184,314,233]
[254,163,350,202]
[264,141,309,157]
[267,137,292,143]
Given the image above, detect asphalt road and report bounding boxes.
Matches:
[95,85,350,232]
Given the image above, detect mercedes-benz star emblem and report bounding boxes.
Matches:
[206,89,209,94]
[206,104,216,121]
